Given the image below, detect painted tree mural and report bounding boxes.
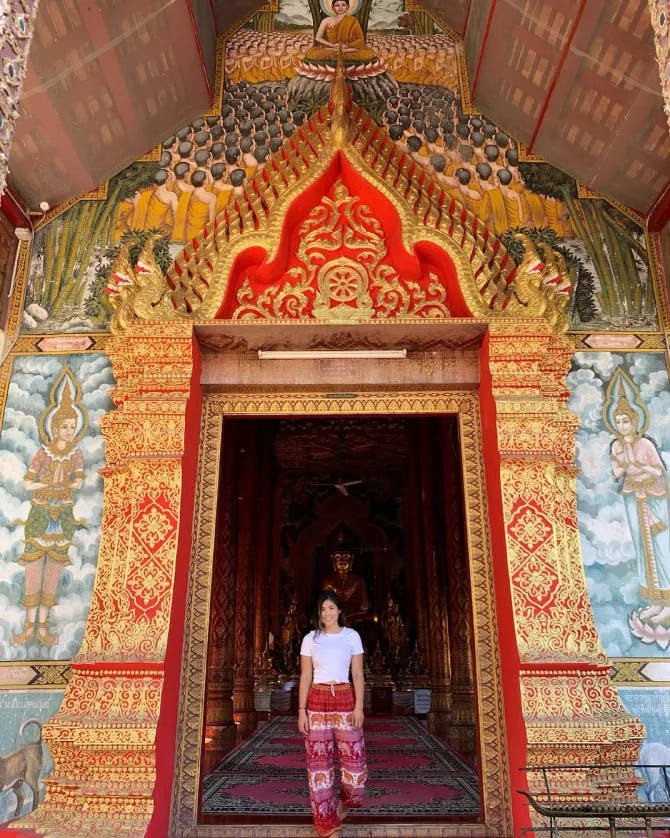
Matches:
[519,162,653,329]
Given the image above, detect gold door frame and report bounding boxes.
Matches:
[170,387,512,837]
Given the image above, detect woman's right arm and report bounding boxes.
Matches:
[298,654,313,735]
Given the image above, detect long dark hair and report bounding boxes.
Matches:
[314,589,345,636]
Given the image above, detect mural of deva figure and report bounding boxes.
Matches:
[604,368,670,649]
[12,368,88,648]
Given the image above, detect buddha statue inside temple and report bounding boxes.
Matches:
[321,541,370,623]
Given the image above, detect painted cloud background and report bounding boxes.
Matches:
[0,354,114,662]
[568,351,670,657]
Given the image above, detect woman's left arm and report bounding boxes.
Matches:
[351,653,365,728]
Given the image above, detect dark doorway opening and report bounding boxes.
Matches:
[199,414,480,824]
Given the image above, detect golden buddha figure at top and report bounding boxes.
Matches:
[287,0,398,113]
[305,0,377,63]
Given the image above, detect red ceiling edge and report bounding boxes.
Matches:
[186,0,214,106]
[469,0,497,98]
[462,0,473,36]
[647,178,670,232]
[527,0,588,152]
[1,185,30,228]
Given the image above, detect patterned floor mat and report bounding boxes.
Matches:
[201,715,481,818]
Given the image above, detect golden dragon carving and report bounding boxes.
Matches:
[106,234,173,334]
[506,233,571,332]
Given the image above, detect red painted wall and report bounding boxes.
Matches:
[148,337,203,838]
[479,332,530,836]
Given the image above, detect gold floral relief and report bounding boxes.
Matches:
[53,670,163,724]
[521,668,645,808]
[494,405,578,455]
[231,180,451,322]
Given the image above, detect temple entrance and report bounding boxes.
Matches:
[200,412,479,823]
[172,378,513,836]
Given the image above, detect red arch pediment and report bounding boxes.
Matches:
[106,91,571,335]
[217,152,470,321]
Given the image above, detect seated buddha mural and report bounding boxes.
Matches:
[288,0,398,115]
[307,0,376,63]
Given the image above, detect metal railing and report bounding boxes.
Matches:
[518,763,670,838]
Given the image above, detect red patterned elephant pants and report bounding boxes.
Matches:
[304,683,367,836]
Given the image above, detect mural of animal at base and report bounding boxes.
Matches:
[0,719,43,819]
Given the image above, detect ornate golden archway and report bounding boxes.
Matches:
[170,377,511,836]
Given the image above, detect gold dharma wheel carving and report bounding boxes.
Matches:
[321,259,364,302]
[314,256,374,320]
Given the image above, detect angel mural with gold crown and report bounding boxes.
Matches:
[604,367,670,650]
[12,367,88,648]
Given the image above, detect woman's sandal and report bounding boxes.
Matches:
[321,803,349,835]
[336,802,350,824]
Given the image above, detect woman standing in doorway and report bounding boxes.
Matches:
[298,590,367,837]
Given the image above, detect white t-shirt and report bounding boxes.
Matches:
[300,626,363,684]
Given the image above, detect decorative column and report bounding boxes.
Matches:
[203,421,239,772]
[17,322,197,836]
[441,420,476,760]
[488,319,645,801]
[232,423,258,735]
[252,426,274,683]
[407,429,429,671]
[418,419,452,738]
[0,1,40,198]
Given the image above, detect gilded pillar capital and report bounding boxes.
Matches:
[101,322,195,465]
[487,320,576,464]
